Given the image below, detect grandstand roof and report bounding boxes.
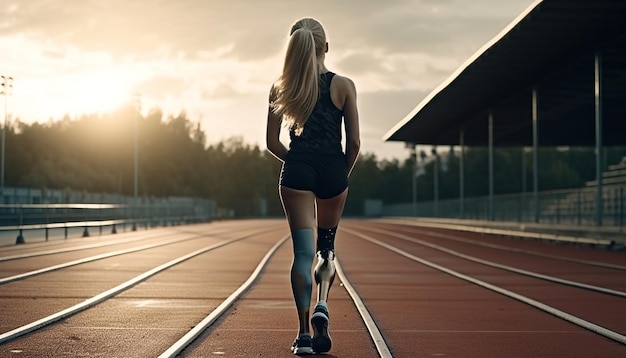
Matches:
[383,0,626,147]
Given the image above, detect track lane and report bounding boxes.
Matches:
[0,235,247,343]
[370,221,626,269]
[348,228,626,342]
[338,223,626,357]
[0,228,288,356]
[359,222,626,290]
[0,230,173,261]
[0,225,283,285]
[1,219,624,357]
[358,225,626,298]
[158,234,290,357]
[176,232,384,358]
[0,224,284,341]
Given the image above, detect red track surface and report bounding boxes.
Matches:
[0,219,624,357]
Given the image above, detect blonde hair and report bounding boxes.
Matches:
[271,18,326,134]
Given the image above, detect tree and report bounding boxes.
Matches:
[5,105,625,217]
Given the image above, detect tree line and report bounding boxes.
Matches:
[4,107,625,216]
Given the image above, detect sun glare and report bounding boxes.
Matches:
[59,68,132,116]
[17,67,135,122]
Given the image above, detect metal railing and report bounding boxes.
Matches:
[381,185,625,232]
[0,199,216,244]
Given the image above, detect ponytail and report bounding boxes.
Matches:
[271,18,326,135]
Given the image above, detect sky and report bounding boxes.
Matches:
[0,0,536,160]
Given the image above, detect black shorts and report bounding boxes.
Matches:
[280,152,348,199]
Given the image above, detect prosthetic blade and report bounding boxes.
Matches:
[314,250,336,302]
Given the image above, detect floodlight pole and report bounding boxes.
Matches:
[132,93,142,231]
[1,75,13,195]
[134,96,140,200]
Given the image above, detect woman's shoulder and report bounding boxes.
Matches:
[328,72,356,110]
[330,72,353,83]
[329,73,356,92]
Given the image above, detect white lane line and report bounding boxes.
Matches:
[379,223,626,271]
[0,224,278,261]
[0,234,255,344]
[0,231,175,262]
[0,234,204,285]
[336,258,393,358]
[373,218,615,246]
[0,227,283,284]
[157,235,289,358]
[361,226,626,298]
[344,228,626,346]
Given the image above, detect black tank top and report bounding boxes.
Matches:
[288,72,343,155]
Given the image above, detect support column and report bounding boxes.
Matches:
[488,111,494,221]
[594,52,603,226]
[432,147,439,217]
[521,147,527,222]
[407,142,417,217]
[532,88,539,223]
[459,129,465,218]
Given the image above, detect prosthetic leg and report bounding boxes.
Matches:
[314,227,336,303]
[311,226,337,353]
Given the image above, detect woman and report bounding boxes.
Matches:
[266,18,360,355]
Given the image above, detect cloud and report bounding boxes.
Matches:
[3,0,532,61]
[1,0,536,159]
[358,89,429,156]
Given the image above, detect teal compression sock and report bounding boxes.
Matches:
[290,228,315,309]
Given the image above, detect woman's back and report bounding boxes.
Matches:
[288,72,343,155]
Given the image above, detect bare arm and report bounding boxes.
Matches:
[266,86,288,162]
[340,77,360,176]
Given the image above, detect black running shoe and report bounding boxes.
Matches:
[292,334,314,355]
[311,304,332,353]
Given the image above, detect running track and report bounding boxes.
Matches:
[0,219,624,357]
